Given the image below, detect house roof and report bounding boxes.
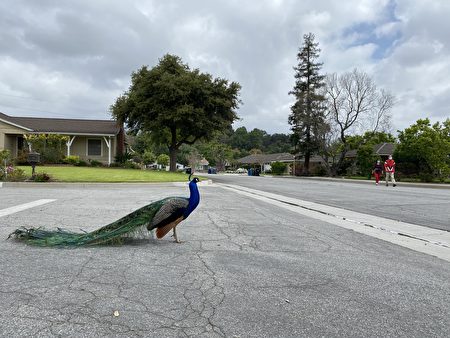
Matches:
[237,152,294,164]
[375,142,396,155]
[296,154,325,163]
[0,112,121,136]
[199,158,209,166]
[346,142,396,158]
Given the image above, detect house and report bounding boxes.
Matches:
[293,154,327,175]
[237,153,295,173]
[345,142,396,160]
[344,142,396,175]
[195,158,209,172]
[0,112,124,165]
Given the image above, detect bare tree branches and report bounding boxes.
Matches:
[321,69,395,175]
[325,69,393,139]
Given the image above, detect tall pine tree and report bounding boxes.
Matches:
[288,33,327,175]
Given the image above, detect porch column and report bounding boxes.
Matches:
[103,136,112,166]
[66,136,76,157]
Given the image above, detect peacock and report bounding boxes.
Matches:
[8,175,200,246]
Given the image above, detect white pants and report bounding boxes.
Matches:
[385,172,396,184]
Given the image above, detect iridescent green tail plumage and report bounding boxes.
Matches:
[8,197,171,247]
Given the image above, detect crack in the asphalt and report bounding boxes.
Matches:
[221,184,450,250]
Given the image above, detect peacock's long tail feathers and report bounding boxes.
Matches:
[8,197,175,247]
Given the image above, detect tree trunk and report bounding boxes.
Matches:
[169,147,178,172]
[303,125,311,175]
[169,126,178,172]
[335,146,348,176]
[303,151,311,175]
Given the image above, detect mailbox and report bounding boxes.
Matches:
[27,152,40,176]
[27,152,40,164]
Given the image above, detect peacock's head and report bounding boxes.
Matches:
[188,174,200,184]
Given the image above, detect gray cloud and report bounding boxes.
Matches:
[0,0,448,134]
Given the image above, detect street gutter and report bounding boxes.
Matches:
[277,175,450,190]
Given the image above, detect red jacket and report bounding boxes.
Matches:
[384,159,395,173]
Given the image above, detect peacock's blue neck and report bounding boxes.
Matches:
[184,180,200,218]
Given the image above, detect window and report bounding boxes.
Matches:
[17,136,24,151]
[87,139,102,156]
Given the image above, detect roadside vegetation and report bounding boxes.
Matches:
[2,50,449,183]
[17,166,190,183]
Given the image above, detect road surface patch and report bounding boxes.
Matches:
[218,183,450,262]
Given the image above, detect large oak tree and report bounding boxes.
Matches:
[111,54,241,171]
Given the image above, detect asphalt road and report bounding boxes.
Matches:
[210,174,450,232]
[1,181,450,337]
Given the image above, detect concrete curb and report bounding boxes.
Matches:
[276,175,450,190]
[0,179,213,189]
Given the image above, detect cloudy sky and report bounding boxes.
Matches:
[0,0,449,134]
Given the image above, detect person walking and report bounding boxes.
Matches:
[384,155,396,187]
[372,160,383,185]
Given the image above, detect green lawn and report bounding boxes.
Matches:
[18,166,192,183]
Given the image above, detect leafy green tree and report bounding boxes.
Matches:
[288,33,328,175]
[395,118,450,181]
[24,134,69,163]
[156,154,170,167]
[176,144,195,166]
[132,131,168,157]
[142,150,156,165]
[264,133,292,153]
[228,127,250,150]
[247,128,267,151]
[111,54,241,171]
[356,132,396,176]
[197,141,235,171]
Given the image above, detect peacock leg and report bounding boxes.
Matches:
[172,226,181,243]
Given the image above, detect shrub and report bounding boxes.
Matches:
[419,172,434,183]
[123,161,140,169]
[14,149,29,165]
[5,167,27,182]
[89,159,103,167]
[143,150,156,165]
[64,155,80,165]
[115,152,133,164]
[271,161,287,175]
[41,148,63,164]
[32,172,51,182]
[0,149,11,164]
[24,134,67,163]
[132,155,143,164]
[157,154,170,167]
[75,160,88,167]
[312,165,327,176]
